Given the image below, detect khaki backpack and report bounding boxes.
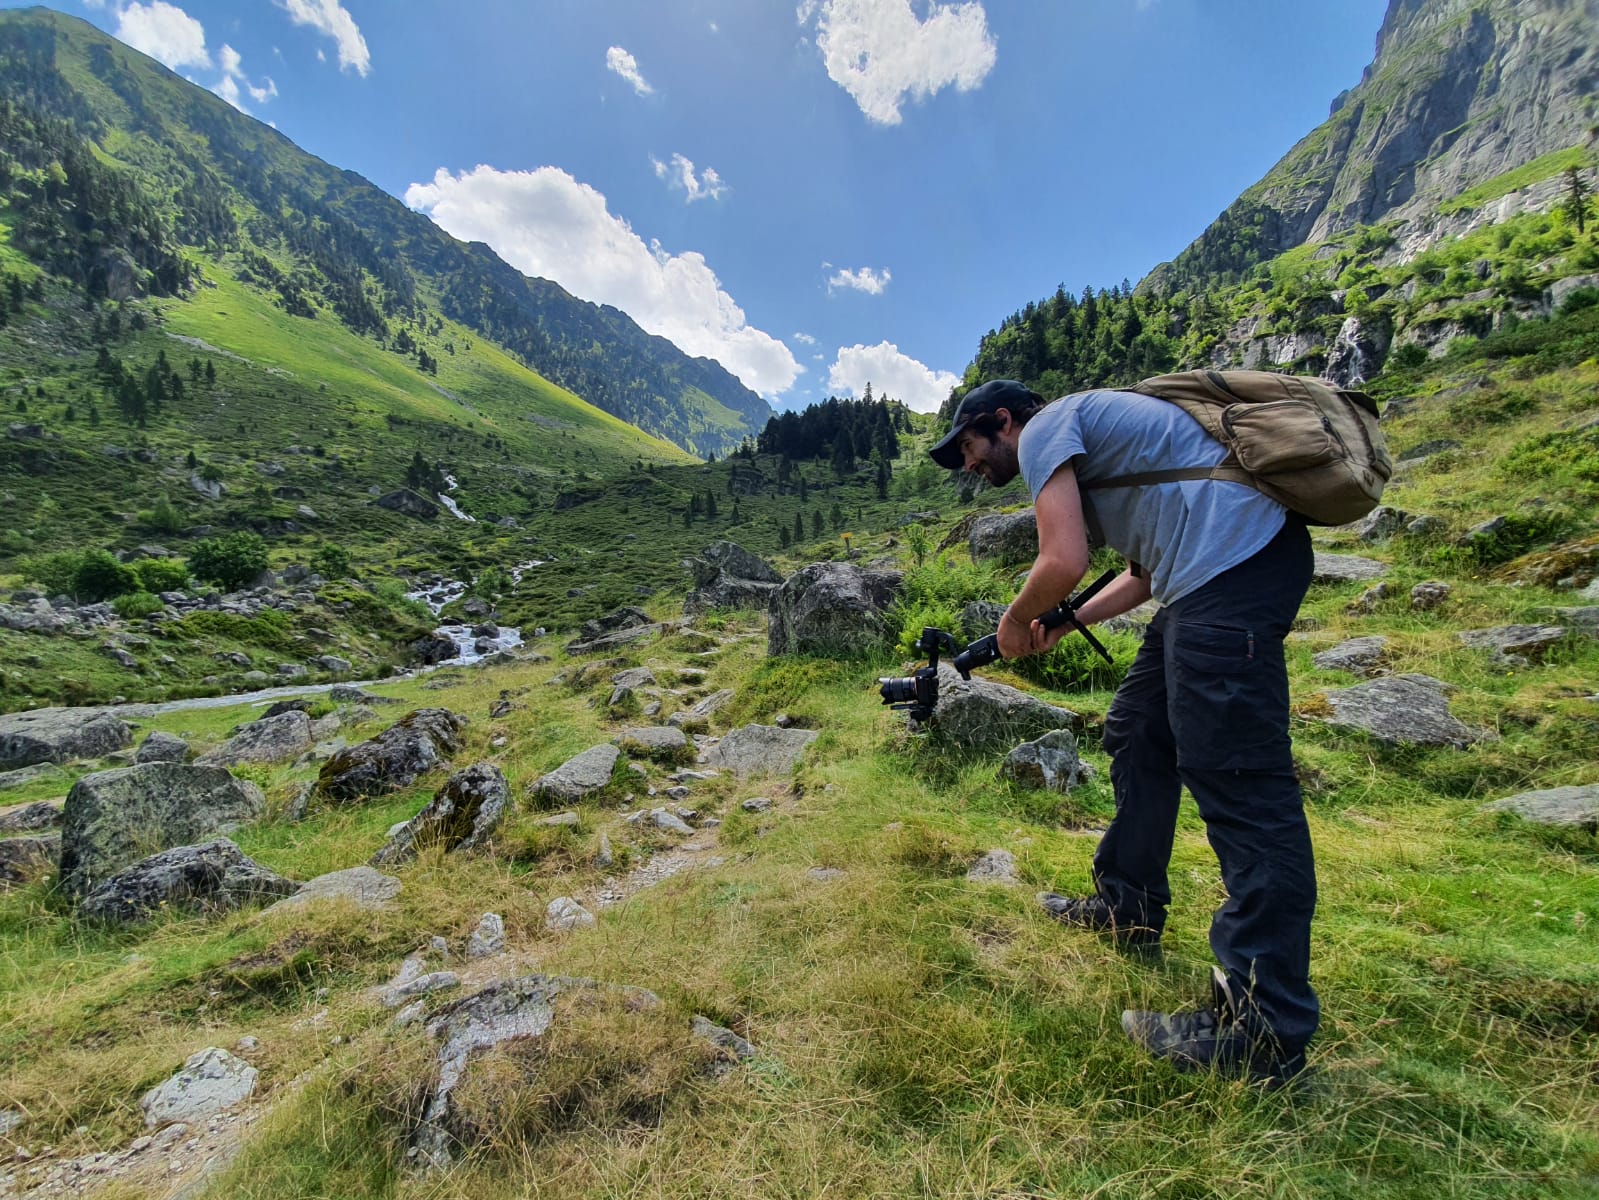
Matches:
[1081,369,1392,526]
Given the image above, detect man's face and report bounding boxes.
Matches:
[956,416,1020,486]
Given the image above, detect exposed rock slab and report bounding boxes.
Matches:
[1318,675,1495,748]
[614,726,689,756]
[135,731,191,764]
[683,541,782,615]
[1457,624,1571,666]
[0,800,63,834]
[924,664,1083,754]
[1311,553,1388,584]
[1000,728,1086,792]
[667,688,735,729]
[140,1048,258,1128]
[0,707,132,770]
[316,708,466,803]
[198,710,313,767]
[370,763,509,867]
[1312,636,1391,676]
[1479,784,1598,833]
[532,744,619,804]
[699,724,818,776]
[0,762,68,790]
[767,562,902,657]
[78,838,300,924]
[268,865,401,912]
[966,848,1019,886]
[59,763,266,898]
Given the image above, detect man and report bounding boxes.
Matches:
[929,378,1317,1086]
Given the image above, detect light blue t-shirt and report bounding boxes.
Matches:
[1017,389,1286,605]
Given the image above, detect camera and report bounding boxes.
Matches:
[878,627,957,722]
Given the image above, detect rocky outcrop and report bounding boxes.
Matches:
[1479,784,1599,833]
[968,511,1038,566]
[373,488,440,521]
[699,724,818,777]
[565,607,663,655]
[0,707,131,770]
[682,541,783,615]
[315,709,466,803]
[767,562,902,658]
[268,865,401,912]
[140,1048,258,1128]
[922,664,1083,755]
[369,764,509,866]
[197,710,313,767]
[1316,674,1496,747]
[59,763,266,898]
[531,745,620,805]
[78,838,299,924]
[1001,729,1087,792]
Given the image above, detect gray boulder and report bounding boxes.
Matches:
[960,600,1008,644]
[373,488,440,521]
[467,912,506,959]
[1318,675,1496,748]
[767,562,902,658]
[0,762,67,791]
[614,726,689,757]
[1410,581,1452,611]
[565,608,664,655]
[269,865,401,912]
[78,838,299,924]
[0,707,132,770]
[1311,553,1388,584]
[1479,785,1599,834]
[0,835,60,887]
[1001,728,1086,791]
[965,849,1019,886]
[0,800,63,834]
[135,731,191,764]
[532,744,620,804]
[699,724,818,776]
[1312,636,1390,676]
[59,763,266,898]
[1352,506,1409,542]
[410,635,459,665]
[140,1048,257,1128]
[1457,625,1571,666]
[683,541,783,615]
[969,511,1038,565]
[316,709,466,803]
[922,664,1083,754]
[198,710,313,767]
[370,763,510,867]
[667,688,735,729]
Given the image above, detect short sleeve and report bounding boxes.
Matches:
[1017,401,1086,502]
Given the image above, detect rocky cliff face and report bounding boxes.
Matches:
[1158,0,1599,289]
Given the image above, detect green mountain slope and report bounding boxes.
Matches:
[0,6,772,458]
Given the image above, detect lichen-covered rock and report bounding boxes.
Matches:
[198,710,313,767]
[923,664,1083,754]
[139,1048,257,1128]
[767,562,902,658]
[268,865,401,912]
[134,731,191,764]
[1311,553,1388,584]
[968,511,1038,565]
[0,800,63,834]
[1000,728,1086,791]
[370,763,509,866]
[316,709,466,803]
[699,725,818,777]
[0,834,60,887]
[59,763,265,898]
[1479,784,1599,833]
[78,838,299,924]
[531,744,620,804]
[1457,624,1571,666]
[0,707,131,770]
[1312,636,1390,676]
[1317,675,1496,748]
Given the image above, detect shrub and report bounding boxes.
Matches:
[133,557,190,593]
[1389,342,1430,370]
[1558,286,1599,316]
[309,543,352,580]
[140,493,185,534]
[71,549,138,602]
[19,549,84,596]
[188,531,269,591]
[111,591,164,619]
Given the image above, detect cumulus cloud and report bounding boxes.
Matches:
[651,153,727,202]
[799,0,996,125]
[280,0,371,76]
[792,332,817,345]
[606,46,653,95]
[213,43,277,112]
[826,265,891,295]
[405,165,801,398]
[115,1,210,70]
[828,341,958,413]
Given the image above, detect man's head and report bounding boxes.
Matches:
[929,379,1044,485]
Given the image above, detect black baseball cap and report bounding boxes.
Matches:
[929,380,1042,470]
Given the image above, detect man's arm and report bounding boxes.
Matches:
[1031,567,1152,654]
[997,461,1090,659]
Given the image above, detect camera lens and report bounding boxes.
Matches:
[878,676,916,705]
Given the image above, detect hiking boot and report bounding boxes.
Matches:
[1036,892,1160,948]
[1121,967,1306,1087]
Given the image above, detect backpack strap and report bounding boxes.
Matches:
[1083,465,1259,491]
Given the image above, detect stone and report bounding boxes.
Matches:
[740,797,773,813]
[410,635,458,665]
[1313,636,1390,676]
[612,667,657,690]
[667,688,735,729]
[614,726,689,756]
[466,912,506,959]
[316,709,467,803]
[545,897,597,932]
[699,724,819,777]
[532,744,620,804]
[1348,582,1391,614]
[1311,553,1388,584]
[134,731,190,764]
[649,808,695,834]
[0,800,63,834]
[0,834,59,887]
[329,685,381,704]
[78,838,300,924]
[690,1014,757,1074]
[564,607,657,656]
[0,708,132,770]
[370,763,510,867]
[1551,605,1599,630]
[969,511,1039,565]
[59,763,266,898]
[1318,676,1495,748]
[922,664,1083,754]
[767,562,903,658]
[373,488,440,520]
[1000,728,1086,791]
[1352,505,1409,542]
[536,811,581,827]
[375,956,460,1008]
[1410,581,1452,611]
[268,865,401,912]
[682,541,783,615]
[1479,785,1599,833]
[1457,625,1571,666]
[197,710,313,767]
[0,762,67,791]
[139,1048,257,1128]
[965,848,1019,886]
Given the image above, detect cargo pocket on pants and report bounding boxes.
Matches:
[1168,621,1289,771]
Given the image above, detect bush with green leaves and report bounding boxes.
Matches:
[20,549,84,596]
[889,555,1011,658]
[187,531,269,591]
[132,557,190,593]
[139,493,185,535]
[309,542,352,580]
[71,549,138,603]
[111,591,164,619]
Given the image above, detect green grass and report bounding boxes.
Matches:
[1439,146,1593,214]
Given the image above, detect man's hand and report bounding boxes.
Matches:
[996,609,1034,659]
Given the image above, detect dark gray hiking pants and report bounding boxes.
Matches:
[1096,517,1319,1053]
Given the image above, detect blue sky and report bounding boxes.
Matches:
[36,1,1390,412]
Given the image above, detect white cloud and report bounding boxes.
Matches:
[606,46,653,95]
[650,153,727,202]
[212,43,276,112]
[792,332,817,345]
[405,165,801,398]
[827,265,891,295]
[115,1,210,70]
[799,0,996,125]
[828,341,959,412]
[280,0,371,76]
